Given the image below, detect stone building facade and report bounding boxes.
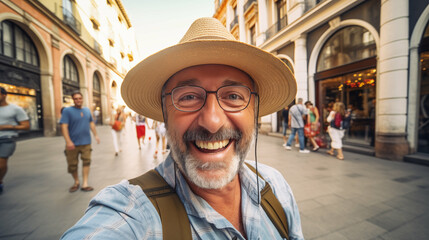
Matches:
[0,0,139,137]
[214,0,429,162]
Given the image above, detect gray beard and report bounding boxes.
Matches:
[166,128,255,189]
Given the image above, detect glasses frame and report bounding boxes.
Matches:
[163,85,258,113]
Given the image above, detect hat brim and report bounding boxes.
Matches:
[121,40,296,122]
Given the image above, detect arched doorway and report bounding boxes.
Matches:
[418,22,429,154]
[62,55,80,107]
[314,25,377,146]
[92,72,102,125]
[0,20,42,132]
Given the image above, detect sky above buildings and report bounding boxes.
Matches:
[122,0,214,61]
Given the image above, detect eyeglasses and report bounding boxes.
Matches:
[163,85,257,112]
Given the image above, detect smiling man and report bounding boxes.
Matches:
[62,18,304,240]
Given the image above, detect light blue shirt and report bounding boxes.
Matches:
[61,155,304,240]
[0,104,29,138]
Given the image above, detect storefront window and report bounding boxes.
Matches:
[418,22,429,154]
[0,83,40,131]
[318,68,376,145]
[317,26,376,72]
[93,73,102,125]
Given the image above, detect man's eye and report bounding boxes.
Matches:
[224,93,244,100]
[180,94,198,101]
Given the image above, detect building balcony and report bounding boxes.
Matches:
[264,15,287,40]
[244,0,257,14]
[230,15,239,30]
[62,8,81,35]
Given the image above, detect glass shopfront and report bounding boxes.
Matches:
[92,72,102,125]
[315,26,377,146]
[0,83,41,131]
[318,68,376,145]
[418,23,429,154]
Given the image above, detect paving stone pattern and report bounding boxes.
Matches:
[0,122,428,239]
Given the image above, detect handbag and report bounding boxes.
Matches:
[304,123,312,137]
[112,120,123,131]
[311,122,320,132]
[315,134,328,148]
[304,122,320,137]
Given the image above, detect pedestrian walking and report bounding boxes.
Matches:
[133,114,147,150]
[281,105,289,147]
[304,101,320,151]
[152,120,167,158]
[326,102,348,160]
[284,98,310,153]
[93,107,100,125]
[61,17,303,240]
[0,87,30,194]
[60,91,100,193]
[111,107,126,156]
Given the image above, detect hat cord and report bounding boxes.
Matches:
[254,94,260,204]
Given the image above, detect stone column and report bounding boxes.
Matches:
[293,35,308,101]
[257,0,268,33]
[238,0,246,42]
[101,93,109,125]
[40,72,56,136]
[80,86,90,108]
[376,0,409,160]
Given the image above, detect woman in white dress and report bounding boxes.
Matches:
[153,121,167,158]
[326,102,348,160]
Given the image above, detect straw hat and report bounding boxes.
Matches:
[121,17,296,122]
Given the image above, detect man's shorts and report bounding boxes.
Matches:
[64,144,92,173]
[0,138,16,158]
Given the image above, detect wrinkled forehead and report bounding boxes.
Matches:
[162,64,256,92]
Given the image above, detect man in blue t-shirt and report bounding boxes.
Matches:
[0,87,30,194]
[60,92,100,193]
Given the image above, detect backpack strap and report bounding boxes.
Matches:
[129,170,192,240]
[245,163,290,240]
[129,165,290,240]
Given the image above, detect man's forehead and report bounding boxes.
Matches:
[173,79,250,88]
[165,64,255,89]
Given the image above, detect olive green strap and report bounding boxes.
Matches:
[130,165,289,240]
[129,170,192,240]
[245,163,290,240]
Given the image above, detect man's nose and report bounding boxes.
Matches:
[197,94,226,134]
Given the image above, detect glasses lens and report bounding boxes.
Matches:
[171,86,206,111]
[217,86,251,111]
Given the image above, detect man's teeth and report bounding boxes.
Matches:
[195,140,230,150]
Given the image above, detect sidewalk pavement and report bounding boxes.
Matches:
[1,122,428,240]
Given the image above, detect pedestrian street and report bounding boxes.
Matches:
[0,120,428,239]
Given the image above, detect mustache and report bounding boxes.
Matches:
[183,126,242,142]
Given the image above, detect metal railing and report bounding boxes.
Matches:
[244,0,257,13]
[264,15,287,40]
[62,8,81,35]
